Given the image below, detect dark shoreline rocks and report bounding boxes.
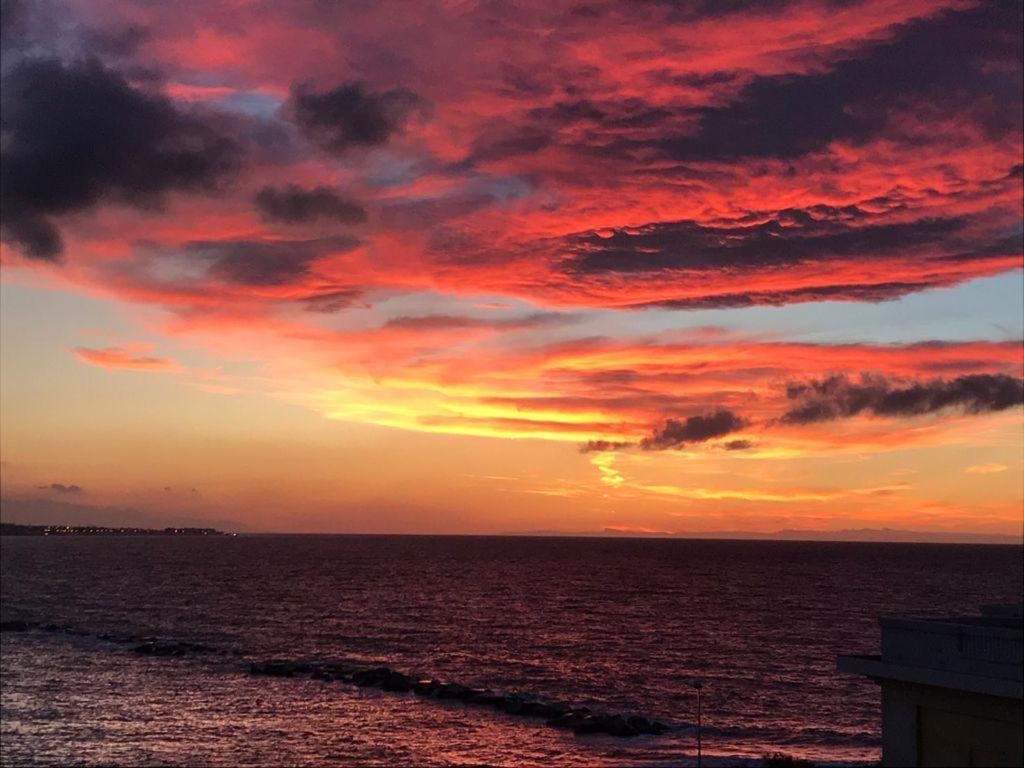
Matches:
[248,659,670,738]
[8,620,671,739]
[133,640,215,657]
[2,620,224,659]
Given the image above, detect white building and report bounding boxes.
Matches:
[838,604,1023,767]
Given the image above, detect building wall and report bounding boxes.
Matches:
[881,681,1023,767]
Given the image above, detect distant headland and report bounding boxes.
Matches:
[0,523,234,537]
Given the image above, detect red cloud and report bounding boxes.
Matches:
[0,0,1017,313]
[0,0,1020,458]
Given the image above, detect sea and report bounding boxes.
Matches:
[1,535,1021,767]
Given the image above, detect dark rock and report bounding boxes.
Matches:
[435,682,473,700]
[326,664,355,679]
[502,695,527,714]
[546,707,622,735]
[352,666,390,687]
[239,655,666,740]
[131,640,213,657]
[251,661,295,677]
[468,690,504,708]
[571,714,604,735]
[521,701,564,719]
[0,620,30,632]
[625,715,668,735]
[412,678,440,695]
[626,715,650,733]
[547,711,586,730]
[599,714,639,737]
[546,702,573,719]
[382,671,412,692]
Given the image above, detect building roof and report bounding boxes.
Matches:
[837,603,1023,700]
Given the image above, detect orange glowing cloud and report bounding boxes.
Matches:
[72,346,182,373]
[965,463,1009,474]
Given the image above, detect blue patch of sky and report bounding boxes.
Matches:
[219,90,283,119]
[313,272,1024,347]
[588,272,1024,345]
[0,282,255,376]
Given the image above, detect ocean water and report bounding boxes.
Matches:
[1,535,1021,766]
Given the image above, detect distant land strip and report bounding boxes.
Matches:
[0,523,233,537]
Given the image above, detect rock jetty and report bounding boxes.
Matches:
[3,620,672,739]
[249,660,669,737]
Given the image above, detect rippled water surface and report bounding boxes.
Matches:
[2,535,1021,766]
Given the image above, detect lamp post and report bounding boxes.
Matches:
[691,679,703,768]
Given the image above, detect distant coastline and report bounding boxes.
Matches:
[2,521,1018,545]
[0,523,234,537]
[506,527,1024,545]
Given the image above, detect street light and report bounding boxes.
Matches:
[691,679,703,768]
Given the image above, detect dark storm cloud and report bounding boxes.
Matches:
[467,125,553,163]
[38,483,83,494]
[383,312,572,332]
[0,0,27,45]
[649,0,799,21]
[563,214,967,274]
[637,281,941,310]
[527,98,672,131]
[255,184,367,224]
[0,57,242,260]
[498,68,552,98]
[186,236,359,286]
[87,24,149,58]
[782,374,1024,424]
[722,439,753,451]
[299,288,366,313]
[641,409,746,450]
[532,99,607,124]
[290,81,428,154]
[579,439,630,453]
[466,98,673,168]
[655,2,1022,161]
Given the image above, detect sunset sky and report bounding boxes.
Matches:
[1,0,1022,536]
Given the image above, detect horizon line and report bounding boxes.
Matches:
[4,520,1021,545]
[243,531,1023,543]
